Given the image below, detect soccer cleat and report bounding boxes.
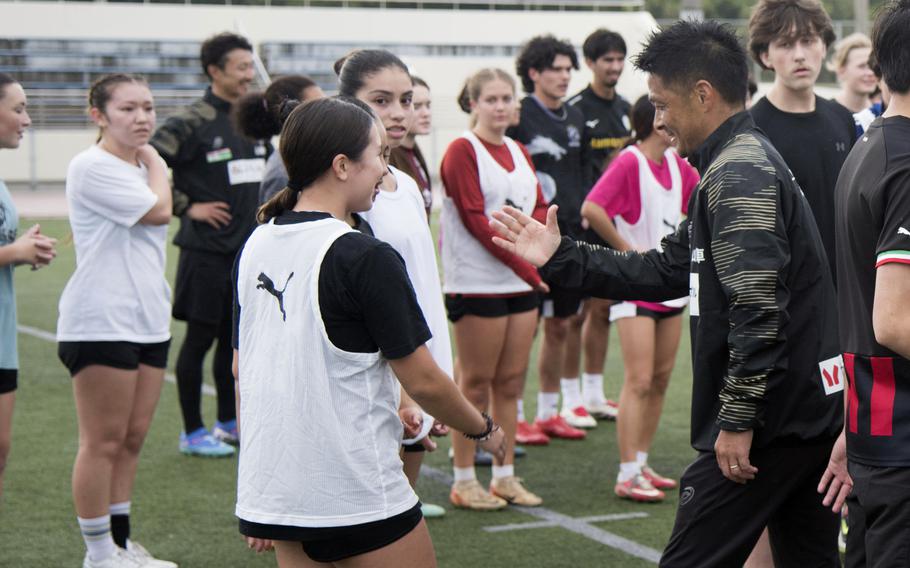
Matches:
[83,548,143,568]
[560,406,598,429]
[516,420,550,445]
[179,427,235,458]
[586,398,619,420]
[641,466,678,490]
[420,503,446,518]
[490,476,543,507]
[615,474,665,502]
[534,415,586,440]
[449,480,508,511]
[212,419,239,446]
[126,541,178,568]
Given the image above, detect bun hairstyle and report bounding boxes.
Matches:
[257,96,377,223]
[334,49,411,97]
[0,73,17,100]
[627,94,656,146]
[457,81,472,114]
[88,73,148,142]
[233,75,318,140]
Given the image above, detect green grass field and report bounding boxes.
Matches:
[1,217,697,567]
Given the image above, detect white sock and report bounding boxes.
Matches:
[453,467,476,483]
[560,378,582,410]
[78,515,116,562]
[537,392,559,420]
[636,452,649,467]
[517,398,526,423]
[109,501,130,516]
[617,461,641,483]
[492,464,514,480]
[582,372,606,404]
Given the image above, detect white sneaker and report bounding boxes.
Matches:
[585,398,619,420]
[127,541,178,568]
[559,406,598,429]
[83,548,143,568]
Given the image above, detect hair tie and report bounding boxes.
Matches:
[287,180,303,193]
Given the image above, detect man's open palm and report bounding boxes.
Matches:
[490,205,562,267]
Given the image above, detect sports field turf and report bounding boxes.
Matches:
[1,217,697,567]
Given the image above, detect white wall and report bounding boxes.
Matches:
[0,2,659,182]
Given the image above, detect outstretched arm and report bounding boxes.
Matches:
[491,205,690,301]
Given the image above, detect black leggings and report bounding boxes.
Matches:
[175,319,235,433]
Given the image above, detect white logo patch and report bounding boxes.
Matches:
[228,158,266,186]
[586,119,600,129]
[689,273,700,317]
[898,226,910,237]
[818,355,846,396]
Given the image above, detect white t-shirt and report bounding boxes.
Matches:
[57,145,171,343]
[362,167,453,378]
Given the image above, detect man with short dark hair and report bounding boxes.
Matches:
[566,28,632,424]
[151,32,271,458]
[832,0,910,564]
[508,35,593,443]
[748,0,855,282]
[492,20,843,566]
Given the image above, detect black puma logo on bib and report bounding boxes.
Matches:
[257,272,294,321]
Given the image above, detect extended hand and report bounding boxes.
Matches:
[398,406,424,439]
[714,429,758,484]
[490,205,561,267]
[16,224,57,268]
[477,426,506,464]
[188,201,232,229]
[817,430,852,513]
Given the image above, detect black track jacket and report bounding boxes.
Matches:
[538,112,843,451]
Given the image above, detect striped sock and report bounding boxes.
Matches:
[78,515,116,562]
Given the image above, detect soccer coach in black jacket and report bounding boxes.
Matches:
[491,21,845,567]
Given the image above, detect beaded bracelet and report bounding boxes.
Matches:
[462,412,498,441]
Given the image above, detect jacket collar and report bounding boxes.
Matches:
[688,111,756,176]
[203,86,231,112]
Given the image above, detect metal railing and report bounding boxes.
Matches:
[24,88,206,128]
[4,0,644,8]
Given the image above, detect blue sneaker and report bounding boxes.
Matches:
[179,427,235,458]
[213,419,239,446]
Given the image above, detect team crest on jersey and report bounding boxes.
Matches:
[567,124,581,148]
[818,355,846,396]
[526,136,567,161]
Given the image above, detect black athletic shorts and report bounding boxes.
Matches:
[172,248,235,325]
[845,461,910,567]
[0,369,17,394]
[444,293,539,323]
[57,340,171,377]
[239,502,423,563]
[540,286,585,319]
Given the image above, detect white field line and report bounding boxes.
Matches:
[17,324,217,396]
[21,323,661,564]
[419,466,662,564]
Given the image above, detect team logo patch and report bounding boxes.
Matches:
[257,272,294,321]
[818,355,846,396]
[680,486,695,506]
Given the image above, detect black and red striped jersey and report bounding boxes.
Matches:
[835,115,910,466]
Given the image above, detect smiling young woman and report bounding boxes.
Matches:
[57,74,175,568]
[0,73,58,504]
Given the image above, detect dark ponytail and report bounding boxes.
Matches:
[334,49,410,97]
[621,94,656,149]
[233,75,319,140]
[257,96,376,223]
